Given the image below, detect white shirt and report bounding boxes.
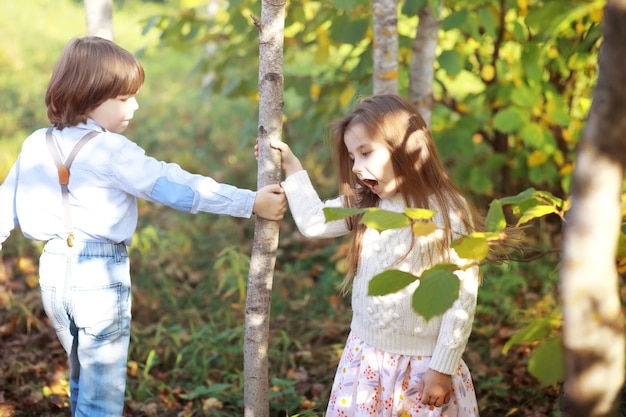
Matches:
[0,120,255,249]
[281,170,479,375]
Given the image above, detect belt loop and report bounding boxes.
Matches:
[114,243,125,264]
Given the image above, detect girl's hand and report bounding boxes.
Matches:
[419,368,452,408]
[255,139,303,177]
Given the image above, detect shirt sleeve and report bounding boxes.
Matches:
[112,140,256,218]
[281,170,350,238]
[0,157,20,252]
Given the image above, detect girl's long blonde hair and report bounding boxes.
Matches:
[328,94,483,289]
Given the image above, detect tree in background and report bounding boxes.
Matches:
[84,0,114,39]
[409,2,440,126]
[559,0,626,415]
[244,0,286,415]
[372,0,399,94]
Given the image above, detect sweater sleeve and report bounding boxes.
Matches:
[429,208,479,375]
[429,261,479,375]
[281,170,350,239]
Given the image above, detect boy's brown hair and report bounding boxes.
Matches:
[45,36,145,129]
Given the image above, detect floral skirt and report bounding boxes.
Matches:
[325,331,479,417]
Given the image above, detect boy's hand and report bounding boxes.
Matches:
[253,184,287,221]
[419,368,452,408]
[255,140,303,177]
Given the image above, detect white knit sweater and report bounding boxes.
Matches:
[281,170,479,375]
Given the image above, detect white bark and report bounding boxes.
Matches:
[84,0,113,40]
[244,0,286,416]
[560,1,626,415]
[372,0,398,94]
[409,3,440,126]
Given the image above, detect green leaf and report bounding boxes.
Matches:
[332,0,361,11]
[493,108,525,133]
[477,9,497,38]
[412,267,460,321]
[333,18,369,45]
[497,188,539,205]
[503,317,553,354]
[511,86,539,107]
[404,208,436,221]
[438,49,463,76]
[323,207,366,222]
[529,338,564,387]
[361,208,411,232]
[401,0,427,15]
[179,383,231,400]
[519,122,546,149]
[485,200,506,232]
[468,166,493,194]
[442,10,468,31]
[368,270,419,296]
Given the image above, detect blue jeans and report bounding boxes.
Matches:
[39,239,132,417]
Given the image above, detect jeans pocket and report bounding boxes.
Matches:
[72,282,124,339]
[40,284,64,332]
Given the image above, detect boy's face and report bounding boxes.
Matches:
[344,122,398,200]
[87,94,139,133]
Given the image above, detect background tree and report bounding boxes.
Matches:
[244,0,286,415]
[83,0,114,39]
[559,0,626,415]
[372,0,399,93]
[408,1,440,126]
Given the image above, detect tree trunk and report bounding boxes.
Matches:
[244,0,286,416]
[409,2,440,126]
[83,0,114,40]
[559,1,626,416]
[372,0,399,94]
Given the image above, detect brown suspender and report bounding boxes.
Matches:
[45,127,101,247]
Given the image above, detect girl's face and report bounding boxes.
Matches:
[87,94,139,133]
[344,122,398,200]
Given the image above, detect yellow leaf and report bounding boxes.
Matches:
[310,84,321,101]
[562,127,574,144]
[589,7,603,23]
[339,85,355,108]
[527,150,548,167]
[377,70,398,80]
[481,64,495,82]
[26,274,39,289]
[180,0,207,8]
[559,163,573,177]
[412,221,437,237]
[547,46,559,59]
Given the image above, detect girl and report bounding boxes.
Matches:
[270,94,480,416]
[0,36,286,417]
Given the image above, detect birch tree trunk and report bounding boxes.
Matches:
[84,0,114,40]
[372,0,398,94]
[559,1,626,415]
[409,2,440,126]
[244,0,286,416]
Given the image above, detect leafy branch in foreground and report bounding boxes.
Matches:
[322,188,571,321]
[323,187,626,387]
